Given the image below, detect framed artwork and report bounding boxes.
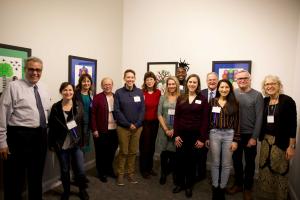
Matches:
[147,62,178,94]
[0,43,31,93]
[68,55,97,94]
[212,60,252,83]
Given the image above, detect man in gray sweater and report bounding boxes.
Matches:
[227,70,263,200]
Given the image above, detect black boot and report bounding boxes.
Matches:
[212,186,219,200]
[60,192,69,200]
[159,174,167,185]
[219,188,225,200]
[79,189,89,200]
[160,151,168,185]
[61,175,70,200]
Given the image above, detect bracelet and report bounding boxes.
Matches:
[290,144,296,149]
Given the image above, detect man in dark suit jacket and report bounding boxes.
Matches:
[201,72,218,101]
[196,72,218,182]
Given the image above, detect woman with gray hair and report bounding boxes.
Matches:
[257,75,297,200]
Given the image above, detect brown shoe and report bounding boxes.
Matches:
[226,185,243,195]
[243,190,253,200]
[128,174,138,184]
[117,175,125,186]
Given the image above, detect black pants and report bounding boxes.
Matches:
[139,120,159,173]
[93,130,118,177]
[175,131,198,189]
[195,146,208,180]
[160,150,177,184]
[232,134,257,190]
[3,126,47,200]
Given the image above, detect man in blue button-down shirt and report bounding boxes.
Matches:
[0,57,50,200]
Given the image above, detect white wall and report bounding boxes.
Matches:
[1,0,300,197]
[122,0,300,94]
[289,12,300,200]
[0,0,123,101]
[0,0,123,192]
[122,0,300,199]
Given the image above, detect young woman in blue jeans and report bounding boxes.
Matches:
[207,79,240,200]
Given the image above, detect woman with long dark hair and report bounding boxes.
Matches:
[208,79,240,200]
[75,74,93,152]
[173,74,209,198]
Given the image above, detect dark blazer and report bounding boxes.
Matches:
[48,99,84,151]
[259,94,297,150]
[91,92,115,133]
[201,88,209,100]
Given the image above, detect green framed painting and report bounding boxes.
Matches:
[0,43,31,93]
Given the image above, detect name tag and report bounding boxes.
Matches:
[134,96,141,102]
[212,106,221,113]
[195,100,202,104]
[267,115,274,123]
[168,109,175,115]
[67,120,77,130]
[179,85,184,91]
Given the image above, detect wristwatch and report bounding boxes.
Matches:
[290,144,296,149]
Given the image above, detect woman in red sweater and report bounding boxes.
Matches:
[139,71,161,179]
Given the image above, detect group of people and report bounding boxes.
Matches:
[0,57,297,200]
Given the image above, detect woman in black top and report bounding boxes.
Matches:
[257,75,297,200]
[48,82,89,200]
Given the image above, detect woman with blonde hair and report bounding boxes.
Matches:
[156,76,180,185]
[257,75,297,200]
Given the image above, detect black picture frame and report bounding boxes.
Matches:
[68,55,97,95]
[147,62,178,94]
[0,43,32,93]
[212,60,252,83]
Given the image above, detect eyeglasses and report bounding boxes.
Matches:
[27,68,42,73]
[236,77,249,81]
[264,82,277,87]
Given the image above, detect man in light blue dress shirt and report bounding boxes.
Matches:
[0,57,51,200]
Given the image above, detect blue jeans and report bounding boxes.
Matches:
[71,147,86,181]
[209,129,234,189]
[57,146,87,193]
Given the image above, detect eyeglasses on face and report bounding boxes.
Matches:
[27,68,42,73]
[264,82,277,87]
[236,77,249,81]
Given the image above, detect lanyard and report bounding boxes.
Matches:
[267,104,277,116]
